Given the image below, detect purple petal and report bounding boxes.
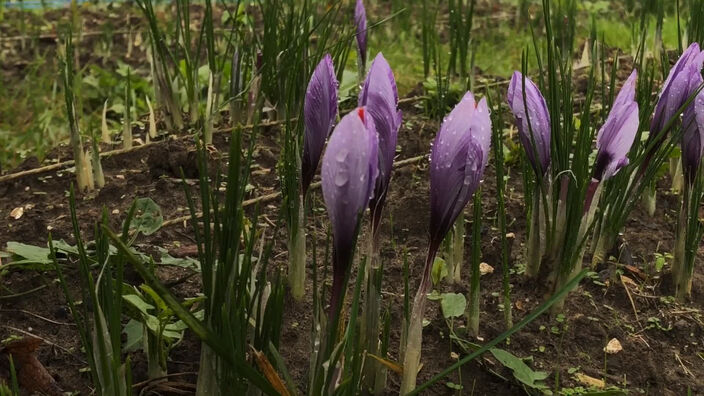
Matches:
[593,70,639,180]
[429,92,491,246]
[359,53,402,215]
[321,107,379,269]
[507,71,551,175]
[355,0,367,67]
[682,78,704,184]
[303,54,338,196]
[650,43,703,136]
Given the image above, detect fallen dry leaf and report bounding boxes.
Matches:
[367,353,403,374]
[604,338,623,354]
[624,264,646,280]
[1,337,63,396]
[575,373,605,388]
[9,207,23,220]
[620,275,637,287]
[479,262,494,275]
[251,347,291,396]
[169,244,199,258]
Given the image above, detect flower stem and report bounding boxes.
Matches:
[673,183,690,300]
[289,194,306,301]
[642,182,657,217]
[400,247,437,395]
[362,231,382,391]
[671,157,683,194]
[451,212,465,283]
[466,192,482,337]
[591,230,614,269]
[525,185,544,277]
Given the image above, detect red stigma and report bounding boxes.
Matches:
[357,107,365,122]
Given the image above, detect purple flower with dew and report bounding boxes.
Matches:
[650,43,703,140]
[428,92,491,258]
[302,54,338,196]
[321,107,378,317]
[592,70,640,181]
[584,70,640,214]
[355,0,367,68]
[359,52,402,231]
[507,72,551,176]
[682,52,704,184]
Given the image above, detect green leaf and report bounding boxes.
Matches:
[338,69,360,101]
[431,257,448,286]
[440,293,466,319]
[130,198,163,236]
[445,381,463,390]
[489,348,549,389]
[654,253,665,272]
[140,284,168,312]
[5,242,52,264]
[122,319,144,353]
[158,248,201,271]
[123,294,155,315]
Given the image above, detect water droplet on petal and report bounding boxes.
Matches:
[335,170,349,187]
[336,148,349,162]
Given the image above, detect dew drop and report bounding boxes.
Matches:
[335,170,349,187]
[336,148,349,162]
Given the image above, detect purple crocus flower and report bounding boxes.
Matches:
[650,43,704,140]
[429,92,491,252]
[355,0,367,69]
[507,72,551,176]
[359,52,402,230]
[302,54,338,196]
[321,107,379,316]
[592,70,640,181]
[682,55,704,185]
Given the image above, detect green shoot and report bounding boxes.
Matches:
[466,189,482,337]
[61,29,94,192]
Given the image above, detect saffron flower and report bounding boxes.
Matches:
[355,0,367,69]
[593,70,640,181]
[358,52,402,229]
[302,54,338,196]
[428,92,492,251]
[321,107,378,316]
[584,70,640,216]
[682,53,704,184]
[400,92,491,394]
[673,49,704,301]
[507,71,551,176]
[650,43,704,139]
